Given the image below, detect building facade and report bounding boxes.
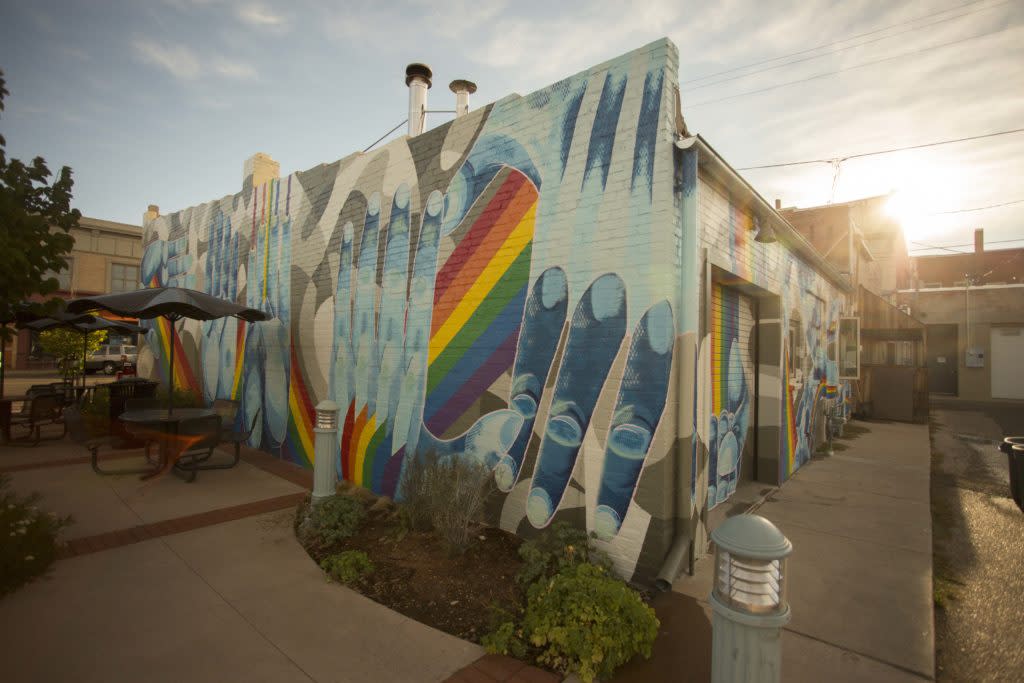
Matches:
[899,231,1024,400]
[9,216,143,369]
[138,40,856,584]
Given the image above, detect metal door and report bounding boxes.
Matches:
[991,327,1024,399]
[927,324,957,395]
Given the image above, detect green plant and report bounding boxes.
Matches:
[0,70,81,347]
[397,453,496,554]
[320,550,374,585]
[38,328,107,383]
[1,474,73,597]
[488,563,659,683]
[397,451,435,532]
[516,521,611,588]
[308,495,366,547]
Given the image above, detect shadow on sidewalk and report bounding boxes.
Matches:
[612,591,711,683]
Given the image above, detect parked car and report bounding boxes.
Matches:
[85,344,138,375]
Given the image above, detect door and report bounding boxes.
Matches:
[709,284,756,508]
[991,327,1024,399]
[927,324,957,395]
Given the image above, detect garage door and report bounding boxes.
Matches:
[709,283,756,508]
[991,327,1024,399]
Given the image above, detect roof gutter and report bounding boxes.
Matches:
[676,135,853,293]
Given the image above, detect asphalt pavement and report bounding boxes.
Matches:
[930,398,1024,682]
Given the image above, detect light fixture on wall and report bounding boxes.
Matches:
[754,215,777,243]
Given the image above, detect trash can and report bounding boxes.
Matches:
[107,378,159,447]
[999,437,1024,512]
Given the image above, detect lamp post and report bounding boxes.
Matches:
[312,400,339,504]
[710,514,793,683]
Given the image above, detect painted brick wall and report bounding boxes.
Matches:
[695,171,850,500]
[139,39,685,582]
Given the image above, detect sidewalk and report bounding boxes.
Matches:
[0,438,483,682]
[618,419,935,682]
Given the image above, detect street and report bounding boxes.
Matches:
[929,397,1024,682]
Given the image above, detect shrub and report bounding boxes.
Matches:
[320,550,374,585]
[1,475,72,597]
[429,457,495,553]
[307,495,366,547]
[397,452,435,532]
[398,453,496,554]
[516,521,611,588]
[488,563,659,683]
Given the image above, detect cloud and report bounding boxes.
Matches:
[132,38,201,80]
[214,58,258,80]
[236,2,288,29]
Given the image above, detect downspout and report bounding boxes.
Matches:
[657,136,699,591]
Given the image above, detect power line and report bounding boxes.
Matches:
[685,0,1010,92]
[910,236,1024,252]
[687,25,1011,109]
[736,127,1024,171]
[929,198,1024,214]
[681,0,991,85]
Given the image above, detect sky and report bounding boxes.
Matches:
[0,0,1021,256]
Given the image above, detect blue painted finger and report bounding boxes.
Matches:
[527,273,626,527]
[352,193,382,419]
[593,299,674,540]
[493,267,568,491]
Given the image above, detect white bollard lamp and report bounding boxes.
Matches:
[312,400,339,504]
[710,514,793,683]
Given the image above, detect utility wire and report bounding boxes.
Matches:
[928,198,1024,214]
[682,0,991,84]
[685,0,1010,92]
[687,25,1011,109]
[362,119,408,153]
[736,127,1024,171]
[910,236,1024,251]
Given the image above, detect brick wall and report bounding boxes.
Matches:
[138,39,684,583]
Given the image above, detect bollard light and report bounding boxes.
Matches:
[710,514,793,683]
[316,402,339,431]
[312,400,340,504]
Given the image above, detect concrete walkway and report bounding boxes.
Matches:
[0,439,482,682]
[670,420,935,682]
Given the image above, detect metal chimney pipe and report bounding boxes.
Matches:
[449,79,477,117]
[405,63,433,136]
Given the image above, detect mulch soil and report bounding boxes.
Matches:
[299,497,526,643]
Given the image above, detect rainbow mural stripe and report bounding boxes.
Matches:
[425,172,537,437]
[781,345,798,478]
[282,345,315,467]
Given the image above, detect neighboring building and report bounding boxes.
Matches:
[10,216,143,369]
[137,39,866,584]
[780,196,926,420]
[898,229,1024,400]
[781,194,911,299]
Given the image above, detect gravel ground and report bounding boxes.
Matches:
[931,405,1024,682]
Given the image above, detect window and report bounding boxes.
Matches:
[788,313,803,379]
[110,263,140,293]
[838,317,860,378]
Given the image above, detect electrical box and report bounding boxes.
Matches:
[966,347,985,368]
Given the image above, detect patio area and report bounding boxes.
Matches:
[0,432,483,682]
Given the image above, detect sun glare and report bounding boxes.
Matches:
[882,162,965,245]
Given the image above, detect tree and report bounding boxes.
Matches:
[0,69,81,344]
[37,328,107,383]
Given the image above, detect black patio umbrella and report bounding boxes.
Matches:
[2,303,94,397]
[67,287,269,411]
[24,316,144,391]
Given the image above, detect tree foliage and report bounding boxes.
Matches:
[0,69,81,342]
[38,328,106,382]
